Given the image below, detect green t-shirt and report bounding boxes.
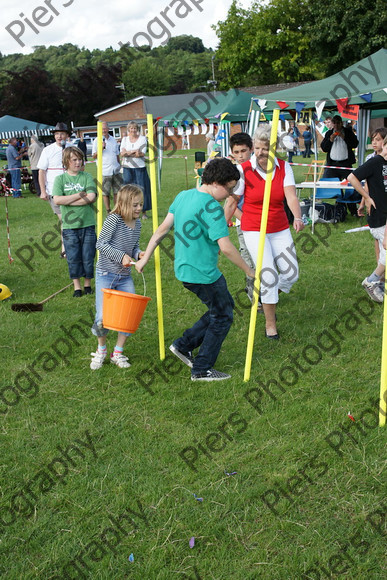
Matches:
[169,188,228,284]
[52,171,97,230]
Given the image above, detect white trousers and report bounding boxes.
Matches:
[242,228,299,304]
[369,225,386,267]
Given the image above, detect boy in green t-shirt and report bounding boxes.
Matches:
[136,157,255,382]
[53,146,97,297]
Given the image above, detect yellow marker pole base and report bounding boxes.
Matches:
[244,109,280,382]
[96,121,103,258]
[379,288,387,426]
[147,114,165,361]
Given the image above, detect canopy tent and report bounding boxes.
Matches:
[0,115,55,139]
[158,89,253,158]
[249,49,387,164]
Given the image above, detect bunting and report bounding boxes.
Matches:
[315,100,326,121]
[360,93,372,103]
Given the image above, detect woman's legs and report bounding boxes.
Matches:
[242,229,299,337]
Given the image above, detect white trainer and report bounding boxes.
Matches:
[110,352,131,368]
[90,350,107,370]
[361,278,384,303]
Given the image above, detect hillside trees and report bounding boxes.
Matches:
[0,35,214,125]
[214,0,387,88]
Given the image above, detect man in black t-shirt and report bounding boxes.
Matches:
[348,136,387,303]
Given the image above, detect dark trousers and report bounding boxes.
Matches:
[174,275,234,374]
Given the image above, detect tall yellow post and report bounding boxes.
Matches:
[244,109,280,382]
[96,121,103,238]
[147,114,165,360]
[379,291,387,426]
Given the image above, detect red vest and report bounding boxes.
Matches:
[240,158,289,233]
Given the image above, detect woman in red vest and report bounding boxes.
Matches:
[225,125,304,339]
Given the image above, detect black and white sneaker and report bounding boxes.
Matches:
[191,369,231,382]
[169,344,194,368]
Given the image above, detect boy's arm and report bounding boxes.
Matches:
[135,213,175,273]
[217,236,255,278]
[224,195,239,222]
[347,172,376,214]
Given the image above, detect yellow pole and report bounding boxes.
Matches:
[147,113,165,361]
[379,289,387,426]
[96,121,103,238]
[244,109,280,382]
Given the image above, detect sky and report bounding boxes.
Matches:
[1,0,253,56]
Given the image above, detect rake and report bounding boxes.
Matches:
[11,282,73,312]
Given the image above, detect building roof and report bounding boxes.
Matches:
[241,82,310,95]
[94,92,231,120]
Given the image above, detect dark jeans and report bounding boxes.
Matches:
[174,275,234,374]
[303,143,311,157]
[62,225,96,280]
[32,169,41,196]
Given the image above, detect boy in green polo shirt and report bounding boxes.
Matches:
[53,146,97,297]
[136,157,255,381]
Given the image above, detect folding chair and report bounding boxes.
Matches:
[304,160,325,181]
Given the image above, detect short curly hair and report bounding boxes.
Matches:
[201,157,240,185]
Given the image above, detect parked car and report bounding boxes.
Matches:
[71,137,94,156]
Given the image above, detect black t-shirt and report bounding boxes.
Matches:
[353,155,387,228]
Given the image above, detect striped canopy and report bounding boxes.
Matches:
[0,115,55,139]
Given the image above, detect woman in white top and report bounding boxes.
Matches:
[120,121,152,219]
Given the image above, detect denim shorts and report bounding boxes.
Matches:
[62,225,96,280]
[92,269,135,337]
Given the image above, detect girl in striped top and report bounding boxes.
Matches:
[90,185,144,370]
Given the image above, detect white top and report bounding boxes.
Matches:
[120,135,147,169]
[92,135,121,176]
[37,142,66,195]
[233,156,296,197]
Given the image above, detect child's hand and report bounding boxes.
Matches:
[122,254,133,267]
[135,258,147,273]
[139,251,145,259]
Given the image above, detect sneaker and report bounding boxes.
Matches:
[361,278,384,303]
[84,287,93,295]
[191,369,231,382]
[90,350,107,370]
[110,352,131,368]
[169,344,194,368]
[73,289,82,298]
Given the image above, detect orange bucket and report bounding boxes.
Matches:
[102,289,151,333]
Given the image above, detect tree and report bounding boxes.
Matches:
[306,0,387,73]
[122,58,170,98]
[166,35,205,54]
[214,0,387,87]
[63,63,123,125]
[0,67,64,124]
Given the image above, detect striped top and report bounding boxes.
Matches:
[96,213,141,275]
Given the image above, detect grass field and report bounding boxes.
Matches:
[0,151,386,580]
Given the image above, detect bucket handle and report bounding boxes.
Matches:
[115,263,147,297]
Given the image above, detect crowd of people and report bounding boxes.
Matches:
[3,116,387,381]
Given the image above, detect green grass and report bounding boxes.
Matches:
[0,151,386,580]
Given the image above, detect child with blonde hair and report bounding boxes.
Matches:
[90,185,144,369]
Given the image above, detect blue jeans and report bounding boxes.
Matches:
[174,275,234,374]
[92,269,135,337]
[62,226,96,280]
[10,167,21,197]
